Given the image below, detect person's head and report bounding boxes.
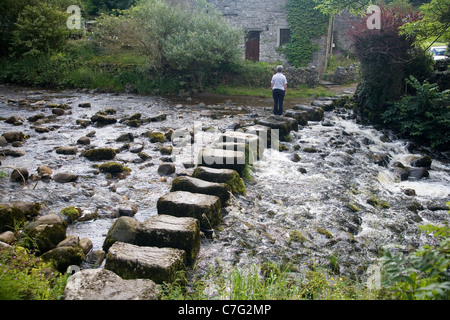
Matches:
[276,65,283,73]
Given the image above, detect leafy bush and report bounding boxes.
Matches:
[0,247,68,300]
[350,5,433,123]
[382,75,450,149]
[380,203,450,300]
[93,0,242,91]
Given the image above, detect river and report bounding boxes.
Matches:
[1,84,449,286]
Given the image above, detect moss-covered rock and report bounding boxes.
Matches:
[170,176,231,206]
[157,191,221,229]
[82,148,116,161]
[60,207,82,224]
[23,214,67,254]
[316,228,333,239]
[0,202,41,232]
[40,246,85,273]
[192,166,246,195]
[105,241,186,284]
[149,132,165,143]
[136,215,200,264]
[102,216,139,252]
[98,162,131,175]
[288,230,308,245]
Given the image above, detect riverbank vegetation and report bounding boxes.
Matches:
[1,207,448,300]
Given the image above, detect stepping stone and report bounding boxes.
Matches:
[64,268,159,300]
[218,131,264,160]
[135,214,200,264]
[157,191,221,229]
[171,176,231,205]
[244,125,271,149]
[292,105,324,121]
[197,148,246,175]
[284,110,309,126]
[312,99,334,111]
[192,166,246,195]
[105,241,186,284]
[255,116,295,140]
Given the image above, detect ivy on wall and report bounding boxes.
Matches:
[285,0,330,67]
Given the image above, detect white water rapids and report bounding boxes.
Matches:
[0,85,448,283]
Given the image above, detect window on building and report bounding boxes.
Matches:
[279,29,291,47]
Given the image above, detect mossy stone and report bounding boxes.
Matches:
[61,207,82,224]
[192,166,246,195]
[149,132,165,143]
[23,214,67,254]
[82,148,116,161]
[41,246,85,273]
[102,216,139,252]
[99,162,131,175]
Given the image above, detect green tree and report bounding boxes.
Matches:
[11,3,69,57]
[93,0,242,88]
[400,0,450,46]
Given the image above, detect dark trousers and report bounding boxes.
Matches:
[272,89,285,115]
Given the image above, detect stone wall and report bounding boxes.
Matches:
[209,0,290,64]
[209,0,334,76]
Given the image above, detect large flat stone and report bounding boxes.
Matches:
[170,175,231,205]
[157,191,221,229]
[197,148,246,175]
[218,130,264,160]
[255,116,294,140]
[64,268,159,300]
[105,241,186,284]
[136,214,200,264]
[192,166,246,195]
[292,105,324,121]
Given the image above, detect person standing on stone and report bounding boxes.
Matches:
[271,65,287,116]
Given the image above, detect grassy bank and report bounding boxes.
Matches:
[210,84,336,99]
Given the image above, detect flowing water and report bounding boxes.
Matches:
[1,84,449,283]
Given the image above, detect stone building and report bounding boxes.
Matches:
[208,0,335,75]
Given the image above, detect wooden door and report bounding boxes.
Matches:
[245,31,260,62]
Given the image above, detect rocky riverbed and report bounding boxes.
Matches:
[1,84,449,295]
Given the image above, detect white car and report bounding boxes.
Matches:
[430,46,448,61]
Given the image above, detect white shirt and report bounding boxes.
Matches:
[271,73,287,91]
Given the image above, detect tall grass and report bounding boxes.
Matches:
[160,262,386,300]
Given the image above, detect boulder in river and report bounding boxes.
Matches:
[0,201,42,232]
[135,214,200,264]
[98,162,131,175]
[411,155,432,168]
[56,146,78,155]
[82,148,116,161]
[255,117,292,140]
[63,268,159,300]
[40,245,85,273]
[170,175,231,206]
[284,110,309,126]
[102,216,140,252]
[2,131,26,143]
[157,191,222,229]
[105,241,186,284]
[90,113,118,125]
[10,167,29,182]
[77,136,90,145]
[53,172,78,183]
[292,105,324,122]
[192,166,246,195]
[23,214,67,254]
[157,163,175,176]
